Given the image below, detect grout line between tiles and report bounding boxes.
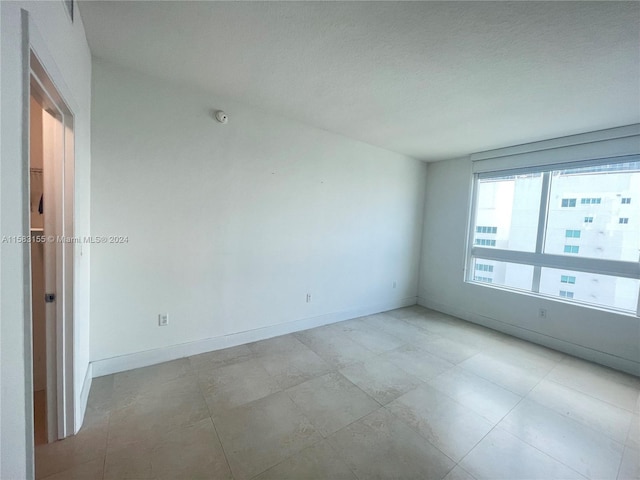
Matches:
[191,361,237,480]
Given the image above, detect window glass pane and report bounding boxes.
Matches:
[474,173,542,252]
[545,163,640,261]
[472,258,534,291]
[540,267,639,313]
[470,159,639,314]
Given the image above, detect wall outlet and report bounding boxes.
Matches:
[306,293,312,303]
[538,308,547,319]
[158,313,169,326]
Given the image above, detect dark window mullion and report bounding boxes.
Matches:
[532,172,551,293]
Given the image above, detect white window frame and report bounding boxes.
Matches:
[466,124,640,317]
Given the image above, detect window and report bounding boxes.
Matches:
[475,263,494,272]
[468,157,640,315]
[475,239,496,246]
[622,198,631,204]
[476,226,498,234]
[474,276,493,283]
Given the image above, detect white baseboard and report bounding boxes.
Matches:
[418,296,640,377]
[76,362,92,433]
[91,297,417,378]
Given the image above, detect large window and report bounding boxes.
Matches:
[467,158,640,315]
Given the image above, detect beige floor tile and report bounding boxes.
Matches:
[328,407,455,480]
[108,375,209,446]
[414,336,480,364]
[500,398,625,479]
[381,343,455,382]
[460,428,585,480]
[627,414,639,449]
[40,458,105,480]
[384,306,428,320]
[387,384,493,462]
[286,372,379,436]
[104,438,154,480]
[150,418,232,480]
[529,379,633,443]
[113,358,191,391]
[294,326,375,369]
[361,314,439,345]
[384,307,422,320]
[35,420,109,479]
[105,417,231,480]
[197,357,281,416]
[547,357,640,411]
[618,445,639,480]
[459,352,553,396]
[331,319,407,354]
[188,344,254,371]
[443,465,477,480]
[84,375,114,428]
[258,347,332,389]
[248,333,309,356]
[36,306,640,480]
[428,367,522,423]
[253,440,356,480]
[213,391,321,480]
[403,312,464,336]
[495,336,566,364]
[339,356,422,405]
[112,359,194,410]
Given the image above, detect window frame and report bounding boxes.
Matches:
[466,154,640,316]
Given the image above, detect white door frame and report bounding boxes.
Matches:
[27,31,75,441]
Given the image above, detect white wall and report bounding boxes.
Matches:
[90,59,426,365]
[418,156,640,375]
[1,2,91,477]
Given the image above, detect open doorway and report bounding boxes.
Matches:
[29,51,75,446]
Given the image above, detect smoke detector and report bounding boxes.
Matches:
[215,110,228,124]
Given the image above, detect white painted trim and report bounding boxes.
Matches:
[75,363,91,434]
[28,16,78,439]
[417,296,640,376]
[91,297,417,377]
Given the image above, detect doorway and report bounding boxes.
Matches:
[29,51,75,445]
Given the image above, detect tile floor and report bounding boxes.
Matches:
[35,306,640,480]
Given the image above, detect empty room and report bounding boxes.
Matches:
[1,1,639,479]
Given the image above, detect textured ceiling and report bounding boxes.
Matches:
[79,1,639,161]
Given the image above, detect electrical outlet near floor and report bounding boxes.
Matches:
[158,313,169,326]
[538,308,547,319]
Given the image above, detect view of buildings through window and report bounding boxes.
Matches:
[470,161,640,313]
